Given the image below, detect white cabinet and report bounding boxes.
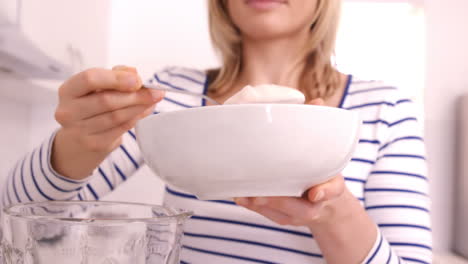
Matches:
[21,0,111,74]
[0,0,111,103]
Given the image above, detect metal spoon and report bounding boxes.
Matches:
[143,83,221,105]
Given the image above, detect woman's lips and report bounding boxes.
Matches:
[245,0,287,11]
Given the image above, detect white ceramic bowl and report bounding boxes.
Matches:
[136,104,361,200]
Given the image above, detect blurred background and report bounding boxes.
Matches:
[0,0,467,262]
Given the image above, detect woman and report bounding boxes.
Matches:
[1,0,432,263]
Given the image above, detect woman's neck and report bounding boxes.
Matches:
[238,32,309,88]
[209,31,346,108]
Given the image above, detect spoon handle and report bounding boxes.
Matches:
[143,83,221,105]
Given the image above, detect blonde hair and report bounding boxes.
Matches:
[207,0,342,100]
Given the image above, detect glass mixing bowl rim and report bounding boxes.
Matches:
[2,201,193,224]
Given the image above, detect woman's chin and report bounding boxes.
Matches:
[242,27,299,41]
[240,20,292,39]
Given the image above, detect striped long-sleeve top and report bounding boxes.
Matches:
[1,66,432,264]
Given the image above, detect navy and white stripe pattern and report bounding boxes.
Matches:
[1,130,144,205]
[1,67,432,263]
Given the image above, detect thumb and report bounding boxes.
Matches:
[306,98,325,106]
[111,65,142,91]
[112,65,138,74]
[306,174,345,203]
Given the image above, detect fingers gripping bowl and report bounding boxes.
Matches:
[135,103,361,200]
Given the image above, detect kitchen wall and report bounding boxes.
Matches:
[424,0,468,252]
[0,96,58,195]
[0,100,31,186]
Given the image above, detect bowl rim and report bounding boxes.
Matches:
[3,200,193,224]
[144,103,355,121]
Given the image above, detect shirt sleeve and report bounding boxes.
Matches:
[361,93,432,263]
[1,128,144,209]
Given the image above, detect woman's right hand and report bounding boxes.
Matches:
[52,66,165,180]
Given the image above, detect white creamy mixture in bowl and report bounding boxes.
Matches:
[223,84,306,105]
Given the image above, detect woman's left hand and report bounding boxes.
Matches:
[234,97,348,228]
[234,173,346,228]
